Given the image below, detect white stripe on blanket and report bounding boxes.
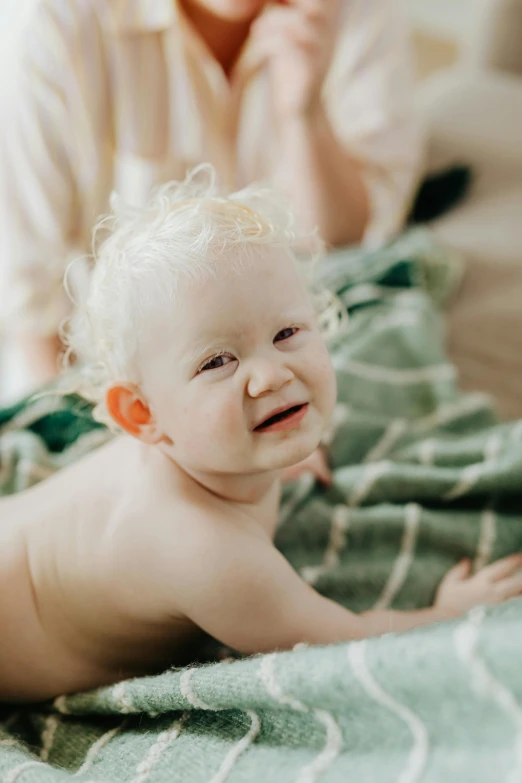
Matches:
[76,722,128,777]
[373,503,421,610]
[332,358,455,386]
[455,608,522,783]
[364,419,406,463]
[39,716,61,763]
[208,711,261,783]
[258,654,342,783]
[473,509,496,573]
[131,717,186,783]
[301,505,350,586]
[348,640,428,783]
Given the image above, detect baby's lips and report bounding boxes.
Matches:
[253,401,306,431]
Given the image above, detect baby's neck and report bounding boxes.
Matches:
[167,452,282,538]
[190,468,280,508]
[153,440,281,515]
[180,461,280,506]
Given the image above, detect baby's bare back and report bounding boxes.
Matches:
[0,438,207,702]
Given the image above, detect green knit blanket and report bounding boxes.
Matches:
[2,230,522,783]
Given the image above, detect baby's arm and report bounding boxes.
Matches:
[174,529,367,654]
[172,520,522,653]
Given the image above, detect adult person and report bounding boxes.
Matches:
[0,0,422,390]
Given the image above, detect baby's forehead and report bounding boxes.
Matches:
[139,246,312,347]
[155,243,305,304]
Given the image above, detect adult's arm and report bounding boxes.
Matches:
[267,0,424,247]
[0,2,83,383]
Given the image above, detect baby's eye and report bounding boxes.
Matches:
[274,327,298,343]
[200,354,234,372]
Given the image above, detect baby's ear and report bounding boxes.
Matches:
[106,384,161,444]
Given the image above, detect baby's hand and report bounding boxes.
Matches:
[282,447,332,485]
[435,554,522,616]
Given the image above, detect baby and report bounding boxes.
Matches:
[2,166,522,704]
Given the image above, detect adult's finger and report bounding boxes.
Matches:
[251,18,320,55]
[253,4,297,35]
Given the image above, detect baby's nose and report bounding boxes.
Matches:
[247,360,294,398]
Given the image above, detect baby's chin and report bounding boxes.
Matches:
[253,436,322,473]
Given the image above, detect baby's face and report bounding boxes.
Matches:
[139,248,337,476]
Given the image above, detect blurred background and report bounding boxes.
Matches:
[408,0,467,78]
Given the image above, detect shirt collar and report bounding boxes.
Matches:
[110,0,176,33]
[110,0,265,85]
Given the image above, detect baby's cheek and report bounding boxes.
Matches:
[209,399,239,443]
[209,398,246,456]
[188,398,239,451]
[219,398,240,427]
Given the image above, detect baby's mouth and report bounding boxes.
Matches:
[254,403,307,432]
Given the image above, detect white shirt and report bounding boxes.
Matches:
[0,0,423,334]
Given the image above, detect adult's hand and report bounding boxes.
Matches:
[252,0,340,118]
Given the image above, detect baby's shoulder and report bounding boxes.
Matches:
[117,448,270,572]
[122,465,235,553]
[147,490,243,553]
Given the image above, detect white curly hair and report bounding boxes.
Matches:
[62,164,327,426]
